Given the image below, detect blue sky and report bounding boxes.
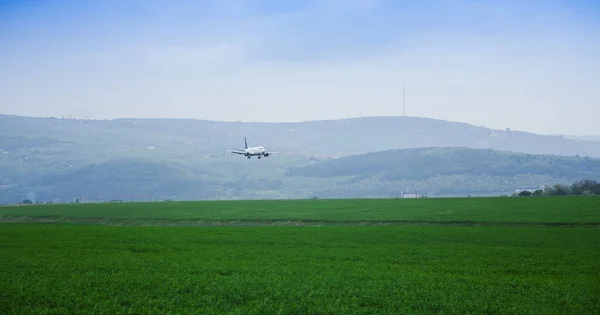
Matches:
[1,0,599,135]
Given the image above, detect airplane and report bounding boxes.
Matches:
[226,137,278,159]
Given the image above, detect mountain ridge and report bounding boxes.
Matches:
[2,114,600,202]
[2,114,600,158]
[1,146,599,203]
[286,146,600,198]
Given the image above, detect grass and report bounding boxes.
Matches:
[1,225,599,314]
[1,196,599,224]
[1,196,599,313]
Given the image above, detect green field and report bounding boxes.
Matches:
[1,196,600,225]
[1,197,599,313]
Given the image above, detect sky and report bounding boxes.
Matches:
[1,0,599,135]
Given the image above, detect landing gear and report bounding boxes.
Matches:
[258,156,261,159]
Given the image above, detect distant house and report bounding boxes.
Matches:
[401,191,421,199]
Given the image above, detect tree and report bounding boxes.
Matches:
[532,189,543,196]
[22,199,32,204]
[546,184,569,196]
[518,190,532,197]
[571,179,600,195]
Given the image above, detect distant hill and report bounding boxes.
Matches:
[3,114,600,202]
[0,157,288,203]
[34,158,216,202]
[287,147,600,179]
[564,135,600,143]
[286,147,600,198]
[2,147,598,203]
[2,114,600,159]
[0,135,65,150]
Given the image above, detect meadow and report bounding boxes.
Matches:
[1,196,599,224]
[1,197,599,313]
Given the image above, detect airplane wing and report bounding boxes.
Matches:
[266,151,279,155]
[226,150,246,155]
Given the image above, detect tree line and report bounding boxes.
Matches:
[516,179,600,196]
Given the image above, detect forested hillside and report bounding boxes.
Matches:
[2,115,600,203]
[3,114,600,158]
[287,147,600,180]
[2,147,599,203]
[285,147,600,198]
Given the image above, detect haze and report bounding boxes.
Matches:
[1,0,599,135]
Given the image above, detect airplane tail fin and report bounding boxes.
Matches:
[244,137,248,149]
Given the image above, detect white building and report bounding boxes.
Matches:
[401,191,421,198]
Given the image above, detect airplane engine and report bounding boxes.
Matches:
[263,153,269,157]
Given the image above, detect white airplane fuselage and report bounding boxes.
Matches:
[244,146,268,157]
